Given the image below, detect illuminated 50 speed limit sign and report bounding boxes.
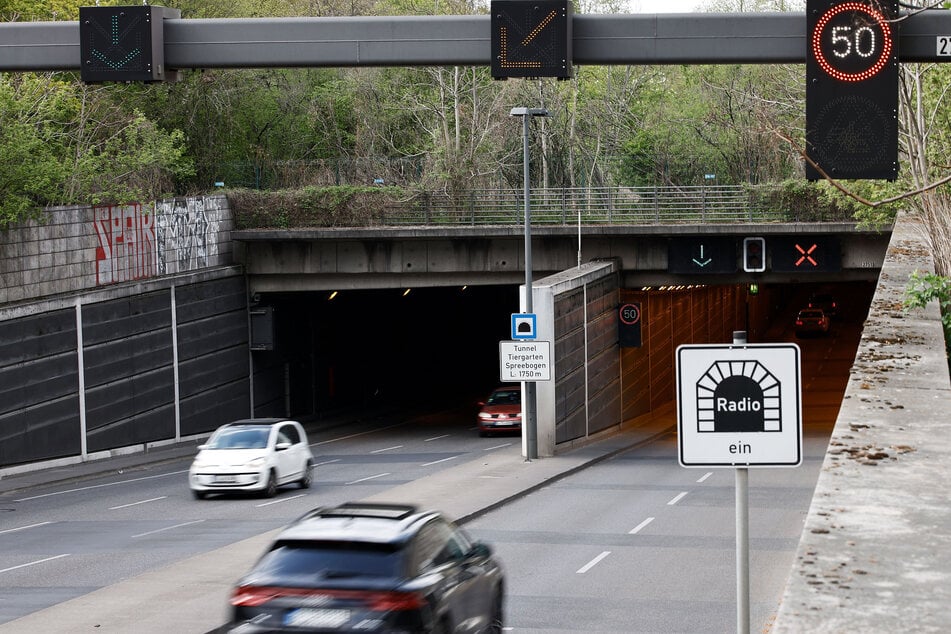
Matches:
[811,2,893,82]
[806,0,899,181]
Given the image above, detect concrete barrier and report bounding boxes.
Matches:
[774,212,951,632]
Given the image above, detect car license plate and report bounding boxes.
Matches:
[285,608,350,628]
[214,475,237,483]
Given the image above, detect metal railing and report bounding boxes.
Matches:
[375,185,825,226]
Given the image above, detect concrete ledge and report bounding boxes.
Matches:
[774,213,951,632]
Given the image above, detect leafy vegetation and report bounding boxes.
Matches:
[0,0,945,258]
[230,185,406,228]
[0,74,193,226]
[904,271,951,362]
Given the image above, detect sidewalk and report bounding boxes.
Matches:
[0,409,676,633]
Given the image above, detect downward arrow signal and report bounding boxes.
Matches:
[692,245,713,267]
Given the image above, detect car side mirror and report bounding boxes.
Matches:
[196,444,207,451]
[467,542,492,560]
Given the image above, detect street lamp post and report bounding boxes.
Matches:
[510,107,548,460]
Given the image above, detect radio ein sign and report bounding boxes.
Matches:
[676,343,802,467]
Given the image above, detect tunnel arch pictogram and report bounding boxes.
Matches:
[696,360,782,433]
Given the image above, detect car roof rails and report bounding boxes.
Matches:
[310,503,420,521]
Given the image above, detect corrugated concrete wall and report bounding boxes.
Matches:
[533,260,622,455]
[619,285,757,422]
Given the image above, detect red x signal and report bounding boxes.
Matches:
[794,243,818,267]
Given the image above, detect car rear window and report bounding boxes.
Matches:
[799,310,823,318]
[487,390,520,405]
[251,540,403,581]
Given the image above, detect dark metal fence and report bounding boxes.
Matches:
[376,185,835,226]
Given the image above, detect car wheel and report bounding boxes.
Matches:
[299,461,313,489]
[192,489,207,500]
[430,617,450,634]
[262,470,278,498]
[488,591,504,634]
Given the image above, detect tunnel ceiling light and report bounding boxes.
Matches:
[402,288,411,297]
[328,291,338,300]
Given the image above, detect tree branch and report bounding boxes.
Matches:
[773,128,951,207]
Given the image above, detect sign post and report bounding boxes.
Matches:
[676,333,802,634]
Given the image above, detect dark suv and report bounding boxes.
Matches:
[808,292,838,318]
[227,503,504,633]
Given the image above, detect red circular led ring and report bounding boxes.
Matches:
[811,2,893,82]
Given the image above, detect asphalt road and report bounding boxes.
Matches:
[465,424,834,632]
[0,407,517,626]
[0,287,864,631]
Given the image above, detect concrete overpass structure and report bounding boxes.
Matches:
[236,222,890,294]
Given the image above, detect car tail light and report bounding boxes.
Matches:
[232,586,288,607]
[366,591,427,611]
[231,585,426,611]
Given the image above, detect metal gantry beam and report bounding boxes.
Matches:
[1,11,950,72]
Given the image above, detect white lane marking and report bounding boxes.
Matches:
[14,470,189,502]
[310,421,408,447]
[483,443,512,451]
[576,551,611,574]
[668,492,689,506]
[697,472,713,483]
[629,517,655,535]
[425,434,450,442]
[256,494,307,507]
[346,473,390,485]
[0,521,52,535]
[132,520,205,538]
[0,554,70,574]
[421,456,459,467]
[315,458,341,467]
[371,445,404,454]
[109,496,167,510]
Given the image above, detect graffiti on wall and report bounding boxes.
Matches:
[155,198,212,275]
[95,197,222,285]
[94,203,157,285]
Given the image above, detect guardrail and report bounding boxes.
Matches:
[376,185,842,226]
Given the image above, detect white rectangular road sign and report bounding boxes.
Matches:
[676,343,802,467]
[499,340,551,382]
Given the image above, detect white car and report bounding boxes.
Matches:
[189,419,314,499]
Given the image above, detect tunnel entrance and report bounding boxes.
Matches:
[250,280,876,421]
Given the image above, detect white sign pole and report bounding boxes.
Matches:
[733,330,750,634]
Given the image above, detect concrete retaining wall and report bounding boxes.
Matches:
[0,196,233,305]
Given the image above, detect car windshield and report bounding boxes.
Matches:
[206,427,270,449]
[251,541,402,582]
[487,390,520,405]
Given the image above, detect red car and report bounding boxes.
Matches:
[477,385,522,436]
